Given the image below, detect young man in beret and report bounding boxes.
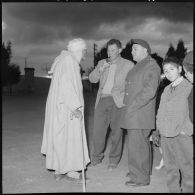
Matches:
[41,38,90,183]
[120,39,161,186]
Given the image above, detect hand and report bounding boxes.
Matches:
[99,61,110,72]
[48,70,53,75]
[151,130,161,147]
[72,109,82,119]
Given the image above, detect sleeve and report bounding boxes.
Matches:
[88,60,103,83]
[127,64,161,114]
[156,89,167,130]
[112,62,134,108]
[57,56,83,113]
[188,87,193,123]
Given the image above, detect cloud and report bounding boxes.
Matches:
[2,2,193,77]
[3,2,193,43]
[6,2,192,23]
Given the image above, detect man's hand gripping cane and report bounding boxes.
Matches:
[70,107,87,192]
[70,108,83,120]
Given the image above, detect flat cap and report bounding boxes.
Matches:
[132,39,151,54]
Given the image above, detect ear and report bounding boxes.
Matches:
[143,47,148,54]
[178,66,182,73]
[119,48,122,54]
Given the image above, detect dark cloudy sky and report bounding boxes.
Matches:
[2,1,193,77]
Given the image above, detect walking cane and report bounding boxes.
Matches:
[80,117,86,192]
[71,112,86,192]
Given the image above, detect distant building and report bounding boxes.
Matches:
[23,67,35,92]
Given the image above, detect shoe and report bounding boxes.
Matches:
[125,180,149,187]
[88,161,101,167]
[64,174,78,183]
[107,163,118,171]
[64,174,90,184]
[54,174,65,181]
[77,173,90,184]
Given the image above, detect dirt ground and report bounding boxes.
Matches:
[2,90,169,193]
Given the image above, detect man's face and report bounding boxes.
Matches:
[131,44,146,62]
[163,63,181,82]
[107,44,121,62]
[81,49,87,61]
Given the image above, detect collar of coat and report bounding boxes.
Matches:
[135,55,155,67]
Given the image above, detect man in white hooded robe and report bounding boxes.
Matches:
[41,38,90,182]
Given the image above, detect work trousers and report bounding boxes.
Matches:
[161,134,193,193]
[91,96,123,165]
[126,129,152,184]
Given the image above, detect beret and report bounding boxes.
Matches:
[132,39,151,54]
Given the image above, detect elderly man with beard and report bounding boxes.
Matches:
[41,38,90,183]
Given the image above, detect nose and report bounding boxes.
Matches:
[107,51,112,57]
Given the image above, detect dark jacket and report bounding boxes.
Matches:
[188,88,193,124]
[120,56,161,130]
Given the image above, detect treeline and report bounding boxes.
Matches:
[2,41,21,95]
[94,39,188,72]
